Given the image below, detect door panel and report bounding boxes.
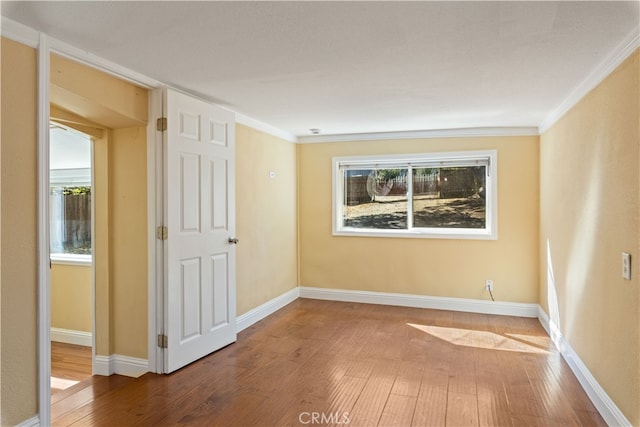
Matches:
[165,88,236,373]
[209,120,228,146]
[180,257,201,342]
[180,153,200,232]
[211,253,229,327]
[210,159,227,230]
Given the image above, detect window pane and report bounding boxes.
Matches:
[412,166,486,229]
[342,168,408,229]
[50,186,92,255]
[50,123,92,256]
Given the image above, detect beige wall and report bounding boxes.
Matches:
[110,127,148,358]
[93,131,112,356]
[51,54,147,128]
[51,264,92,332]
[299,136,539,303]
[235,125,298,315]
[539,50,640,424]
[80,127,148,359]
[0,37,38,425]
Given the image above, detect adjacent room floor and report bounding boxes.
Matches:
[51,298,606,426]
[51,341,92,395]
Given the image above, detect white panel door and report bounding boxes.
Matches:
[164,88,236,373]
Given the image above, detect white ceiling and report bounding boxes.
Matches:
[2,1,639,138]
[50,125,91,170]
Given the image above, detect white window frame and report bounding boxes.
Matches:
[50,121,94,264]
[50,253,92,266]
[49,170,93,264]
[332,150,498,240]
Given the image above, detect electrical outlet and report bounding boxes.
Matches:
[622,252,631,280]
[485,279,493,292]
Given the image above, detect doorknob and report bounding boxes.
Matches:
[228,237,239,244]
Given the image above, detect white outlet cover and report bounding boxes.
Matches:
[622,252,631,280]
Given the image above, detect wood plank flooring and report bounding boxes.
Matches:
[51,341,92,395]
[51,299,606,426]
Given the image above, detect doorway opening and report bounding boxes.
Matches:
[49,122,94,394]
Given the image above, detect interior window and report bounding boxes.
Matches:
[50,123,92,260]
[334,150,497,239]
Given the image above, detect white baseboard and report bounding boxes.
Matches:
[299,286,539,318]
[17,415,39,427]
[237,287,300,332]
[537,308,631,427]
[50,327,92,347]
[94,354,148,378]
[92,287,297,378]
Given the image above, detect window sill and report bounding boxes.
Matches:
[50,254,92,266]
[333,228,497,240]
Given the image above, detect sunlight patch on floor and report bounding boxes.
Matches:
[51,376,80,392]
[407,323,550,354]
[505,332,551,349]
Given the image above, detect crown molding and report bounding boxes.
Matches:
[236,114,297,143]
[539,26,640,133]
[297,126,539,143]
[48,35,160,89]
[1,16,298,141]
[2,16,161,88]
[1,16,39,47]
[6,15,637,143]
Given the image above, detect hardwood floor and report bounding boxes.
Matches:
[51,299,606,426]
[51,341,92,395]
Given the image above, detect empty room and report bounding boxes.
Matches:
[1,1,639,426]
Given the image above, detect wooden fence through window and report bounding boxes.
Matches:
[344,168,483,206]
[50,188,91,254]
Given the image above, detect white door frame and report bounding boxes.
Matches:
[37,32,52,427]
[147,87,165,374]
[31,26,165,426]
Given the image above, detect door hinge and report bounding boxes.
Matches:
[156,226,168,240]
[156,117,167,132]
[157,334,168,349]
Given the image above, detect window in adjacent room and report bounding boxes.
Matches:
[50,123,92,263]
[333,150,497,239]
